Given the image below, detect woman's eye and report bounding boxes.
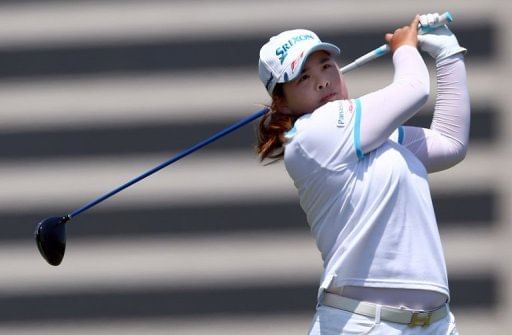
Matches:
[299,74,309,82]
[323,63,332,69]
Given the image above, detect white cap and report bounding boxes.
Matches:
[258,29,340,95]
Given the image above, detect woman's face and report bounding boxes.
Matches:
[279,51,348,116]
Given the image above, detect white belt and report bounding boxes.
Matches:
[322,293,449,327]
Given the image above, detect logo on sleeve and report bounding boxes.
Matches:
[336,103,345,127]
[337,100,354,128]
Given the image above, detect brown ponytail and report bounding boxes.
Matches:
[256,84,299,162]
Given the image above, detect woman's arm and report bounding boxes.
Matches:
[400,17,470,172]
[357,16,431,155]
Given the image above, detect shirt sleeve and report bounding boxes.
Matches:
[400,54,470,173]
[388,126,405,145]
[356,45,430,156]
[284,99,359,177]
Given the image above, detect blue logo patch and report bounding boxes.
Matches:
[275,34,314,64]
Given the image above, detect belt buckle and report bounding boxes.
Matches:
[408,311,432,327]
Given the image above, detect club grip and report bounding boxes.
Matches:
[419,12,453,34]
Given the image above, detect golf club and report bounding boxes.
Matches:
[35,12,454,266]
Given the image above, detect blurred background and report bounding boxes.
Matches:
[0,0,508,334]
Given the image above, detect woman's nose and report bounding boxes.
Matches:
[317,80,330,90]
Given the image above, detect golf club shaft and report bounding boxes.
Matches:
[66,12,453,220]
[340,11,453,73]
[68,108,268,218]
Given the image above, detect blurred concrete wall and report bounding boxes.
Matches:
[0,1,509,334]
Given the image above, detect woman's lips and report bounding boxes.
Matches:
[320,93,337,103]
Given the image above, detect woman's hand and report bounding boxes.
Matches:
[417,13,467,62]
[385,15,420,52]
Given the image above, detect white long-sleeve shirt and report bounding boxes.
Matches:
[283,45,470,301]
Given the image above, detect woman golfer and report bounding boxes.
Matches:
[257,13,469,334]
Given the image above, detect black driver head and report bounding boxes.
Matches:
[34,216,69,266]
